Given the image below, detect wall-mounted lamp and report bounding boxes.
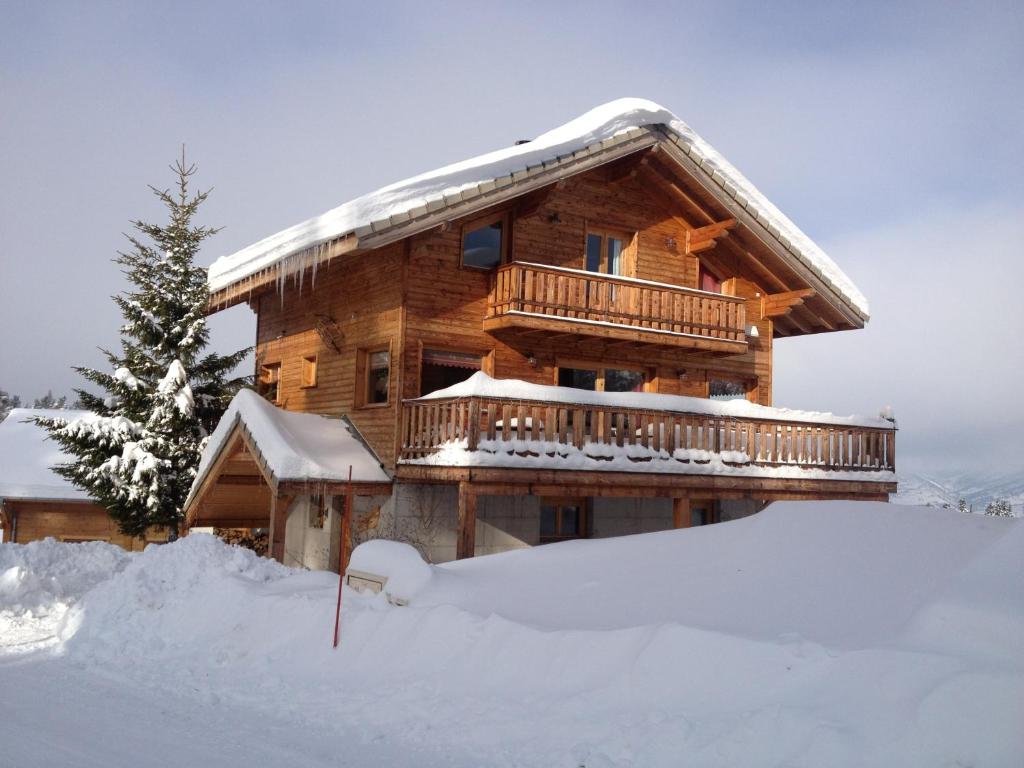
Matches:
[547,212,561,224]
[526,353,538,368]
[665,236,677,250]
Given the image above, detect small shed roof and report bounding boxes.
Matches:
[186,390,391,510]
[0,409,93,502]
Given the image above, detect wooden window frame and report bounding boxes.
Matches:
[258,362,282,404]
[460,210,510,271]
[539,496,590,543]
[583,226,637,278]
[554,359,650,393]
[355,343,392,409]
[416,345,493,397]
[300,354,318,389]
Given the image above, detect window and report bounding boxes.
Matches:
[420,349,482,396]
[301,355,318,388]
[699,263,722,293]
[709,378,748,401]
[556,363,646,393]
[540,498,589,542]
[690,500,718,526]
[357,347,391,406]
[585,229,633,276]
[461,213,507,270]
[259,362,281,403]
[309,494,327,529]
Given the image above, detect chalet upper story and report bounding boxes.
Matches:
[202,99,886,476]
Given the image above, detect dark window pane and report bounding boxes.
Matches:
[559,505,581,536]
[558,367,598,391]
[709,379,746,401]
[540,506,558,536]
[368,351,390,403]
[420,350,481,396]
[463,220,503,269]
[604,369,644,393]
[585,233,603,273]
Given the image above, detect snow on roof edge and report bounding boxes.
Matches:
[207,98,868,317]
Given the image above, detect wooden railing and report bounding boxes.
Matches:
[486,262,747,342]
[400,395,895,474]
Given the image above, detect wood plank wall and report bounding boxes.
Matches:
[254,163,775,471]
[5,500,163,550]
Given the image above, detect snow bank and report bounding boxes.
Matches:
[348,539,433,604]
[3,504,1021,766]
[207,98,868,317]
[0,538,132,655]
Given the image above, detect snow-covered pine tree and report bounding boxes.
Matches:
[985,499,1013,518]
[33,391,68,409]
[34,153,249,537]
[0,390,21,422]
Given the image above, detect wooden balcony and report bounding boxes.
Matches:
[399,393,896,479]
[484,262,748,354]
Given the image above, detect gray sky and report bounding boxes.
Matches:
[1,1,1021,474]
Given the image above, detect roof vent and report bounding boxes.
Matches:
[515,139,532,145]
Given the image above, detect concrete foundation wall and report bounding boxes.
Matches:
[281,484,767,568]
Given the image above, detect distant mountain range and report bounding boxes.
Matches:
[894,469,1024,515]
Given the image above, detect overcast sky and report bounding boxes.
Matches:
[1,1,1021,474]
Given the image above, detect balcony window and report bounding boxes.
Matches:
[420,349,482,396]
[709,377,748,401]
[557,362,646,393]
[585,229,633,276]
[462,213,507,270]
[699,264,723,293]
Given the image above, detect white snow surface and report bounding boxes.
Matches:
[187,389,389,506]
[1,501,1021,766]
[207,98,868,316]
[348,538,433,603]
[0,408,94,501]
[417,371,893,429]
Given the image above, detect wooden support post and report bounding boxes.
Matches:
[268,492,293,564]
[457,482,477,560]
[673,497,691,529]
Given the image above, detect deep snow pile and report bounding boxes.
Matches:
[1,503,1021,767]
[0,538,131,655]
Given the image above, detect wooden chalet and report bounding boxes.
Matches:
[185,98,896,566]
[0,409,167,549]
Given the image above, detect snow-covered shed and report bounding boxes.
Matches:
[0,409,164,548]
[185,389,391,566]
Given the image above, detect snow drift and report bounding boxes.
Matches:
[1,502,1021,766]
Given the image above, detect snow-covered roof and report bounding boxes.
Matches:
[0,409,94,502]
[188,390,390,505]
[208,98,868,318]
[416,372,893,430]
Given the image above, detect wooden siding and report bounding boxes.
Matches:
[402,165,773,407]
[4,499,164,551]
[253,242,405,467]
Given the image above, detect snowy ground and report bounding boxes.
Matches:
[1,502,1021,767]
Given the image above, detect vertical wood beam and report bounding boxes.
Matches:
[457,482,477,559]
[673,497,691,529]
[268,493,294,564]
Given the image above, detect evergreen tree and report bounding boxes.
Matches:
[957,498,970,514]
[34,153,249,537]
[985,499,1013,518]
[0,390,21,422]
[33,391,68,409]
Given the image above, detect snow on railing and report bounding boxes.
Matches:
[399,393,895,474]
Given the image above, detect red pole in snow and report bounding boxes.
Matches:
[332,466,353,648]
